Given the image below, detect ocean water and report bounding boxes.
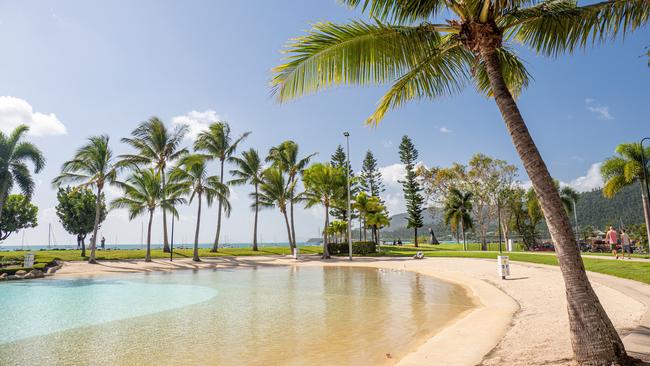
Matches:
[0,242,310,251]
[0,266,474,366]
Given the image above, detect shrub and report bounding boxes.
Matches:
[328,241,377,255]
[0,262,48,274]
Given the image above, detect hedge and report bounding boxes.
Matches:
[0,262,48,274]
[327,241,377,255]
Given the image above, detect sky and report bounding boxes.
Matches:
[0,0,648,246]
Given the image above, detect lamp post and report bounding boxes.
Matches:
[640,137,650,252]
[344,132,352,261]
[170,205,175,262]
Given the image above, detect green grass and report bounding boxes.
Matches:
[0,246,322,263]
[375,244,650,285]
[2,243,649,286]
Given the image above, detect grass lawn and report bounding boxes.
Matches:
[2,243,649,286]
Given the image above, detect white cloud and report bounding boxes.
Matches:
[563,162,604,192]
[587,106,614,120]
[0,96,66,136]
[439,126,453,134]
[378,162,426,214]
[585,99,614,120]
[172,110,221,140]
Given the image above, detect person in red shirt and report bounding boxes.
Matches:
[605,226,619,259]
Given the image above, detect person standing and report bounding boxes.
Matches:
[101,236,106,250]
[605,226,619,259]
[620,229,632,259]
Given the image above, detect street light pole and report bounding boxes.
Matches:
[640,137,650,252]
[170,205,175,262]
[344,132,352,261]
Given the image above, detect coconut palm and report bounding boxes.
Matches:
[601,142,650,247]
[194,122,250,252]
[0,125,45,223]
[352,192,371,241]
[111,168,184,262]
[53,135,117,264]
[443,188,473,250]
[170,154,230,261]
[365,208,389,249]
[118,117,188,253]
[229,148,263,251]
[267,141,316,249]
[256,168,294,248]
[271,1,649,362]
[302,163,347,259]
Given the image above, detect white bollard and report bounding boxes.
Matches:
[293,247,299,259]
[497,255,510,280]
[24,253,35,268]
[507,239,514,252]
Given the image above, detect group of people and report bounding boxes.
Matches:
[604,226,633,260]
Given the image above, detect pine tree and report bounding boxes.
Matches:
[360,150,385,200]
[399,135,424,247]
[330,145,357,223]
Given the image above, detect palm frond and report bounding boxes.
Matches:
[272,20,452,102]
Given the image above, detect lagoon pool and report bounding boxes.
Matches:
[0,266,473,365]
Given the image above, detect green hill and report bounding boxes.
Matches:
[575,183,645,229]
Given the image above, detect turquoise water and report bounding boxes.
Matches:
[0,266,473,366]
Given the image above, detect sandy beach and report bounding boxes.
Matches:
[55,255,650,365]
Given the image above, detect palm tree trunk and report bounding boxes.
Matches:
[640,181,650,251]
[162,169,170,253]
[88,186,103,264]
[281,208,293,254]
[212,159,225,252]
[290,198,296,248]
[81,235,86,257]
[481,46,627,365]
[193,193,202,262]
[461,220,466,251]
[145,209,153,262]
[253,184,259,251]
[322,203,330,259]
[0,180,9,223]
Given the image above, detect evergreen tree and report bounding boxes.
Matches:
[398,136,424,247]
[360,150,385,200]
[329,145,357,223]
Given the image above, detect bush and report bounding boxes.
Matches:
[327,241,377,255]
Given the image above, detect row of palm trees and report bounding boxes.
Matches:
[51,118,323,263]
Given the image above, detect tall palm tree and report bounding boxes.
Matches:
[256,168,294,249]
[53,135,117,264]
[601,142,650,247]
[443,188,473,250]
[229,148,263,251]
[365,208,389,249]
[353,192,371,241]
[267,140,316,248]
[194,122,250,252]
[271,1,648,362]
[111,168,184,262]
[170,154,230,261]
[119,117,188,253]
[302,163,347,259]
[0,125,45,223]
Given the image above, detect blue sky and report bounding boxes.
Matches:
[0,0,648,246]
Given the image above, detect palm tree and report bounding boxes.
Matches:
[601,142,650,247]
[111,168,184,262]
[256,168,293,248]
[119,117,188,253]
[353,192,371,241]
[170,154,230,261]
[194,122,250,252]
[229,148,263,251]
[53,136,118,264]
[302,163,347,259]
[271,1,648,362]
[0,125,45,223]
[267,141,316,249]
[366,209,389,251]
[443,188,473,250]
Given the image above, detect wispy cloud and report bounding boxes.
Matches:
[0,96,66,136]
[439,126,453,134]
[585,99,614,120]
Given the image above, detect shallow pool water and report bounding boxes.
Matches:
[0,266,473,365]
